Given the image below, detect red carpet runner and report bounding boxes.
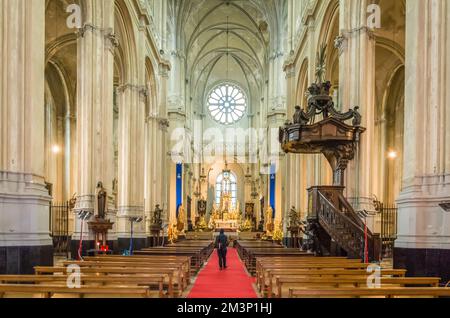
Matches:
[188,248,258,298]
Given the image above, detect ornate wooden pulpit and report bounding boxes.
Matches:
[279,80,381,261]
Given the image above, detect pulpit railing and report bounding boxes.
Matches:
[317,191,380,261]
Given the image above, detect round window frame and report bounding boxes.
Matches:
[206,83,248,125]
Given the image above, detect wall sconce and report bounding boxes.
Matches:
[52,145,61,154]
[439,202,450,212]
[387,150,398,160]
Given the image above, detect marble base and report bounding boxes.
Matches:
[394,247,450,283]
[0,245,53,274]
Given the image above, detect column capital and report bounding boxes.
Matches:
[77,24,119,49]
[117,83,148,97]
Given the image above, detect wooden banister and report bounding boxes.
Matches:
[311,188,381,261]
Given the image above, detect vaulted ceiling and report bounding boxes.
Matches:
[168,0,287,117]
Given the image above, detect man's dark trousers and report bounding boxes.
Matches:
[218,248,227,269]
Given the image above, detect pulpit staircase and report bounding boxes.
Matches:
[309,186,381,261]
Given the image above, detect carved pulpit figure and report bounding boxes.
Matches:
[293,106,309,125]
[96,182,107,219]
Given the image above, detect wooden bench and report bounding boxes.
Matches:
[0,274,165,298]
[63,260,188,289]
[256,259,363,278]
[242,249,313,275]
[256,259,372,289]
[81,256,192,283]
[259,269,407,296]
[34,266,180,297]
[0,284,153,298]
[289,287,450,298]
[135,247,210,271]
[274,277,441,298]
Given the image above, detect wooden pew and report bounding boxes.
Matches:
[256,258,359,286]
[242,249,313,274]
[0,284,152,298]
[0,275,165,298]
[82,256,192,283]
[135,247,209,271]
[274,276,441,298]
[62,261,187,291]
[288,287,450,298]
[259,269,407,296]
[34,266,179,297]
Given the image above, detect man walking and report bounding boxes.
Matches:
[216,229,228,270]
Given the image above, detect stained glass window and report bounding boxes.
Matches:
[208,84,247,125]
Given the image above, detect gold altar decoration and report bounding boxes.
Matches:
[177,205,185,234]
[238,218,253,232]
[272,221,283,242]
[265,206,274,233]
[194,216,210,232]
[168,223,178,244]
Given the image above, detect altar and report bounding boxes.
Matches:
[214,219,239,231]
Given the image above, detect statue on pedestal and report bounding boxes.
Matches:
[151,204,163,228]
[265,206,274,234]
[96,182,107,219]
[288,206,300,228]
[272,221,283,243]
[168,223,178,244]
[177,205,185,234]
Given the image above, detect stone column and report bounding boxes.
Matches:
[144,116,155,237]
[0,0,52,274]
[395,0,450,281]
[338,0,377,214]
[72,0,116,254]
[116,84,147,251]
[282,61,297,240]
[158,63,170,237]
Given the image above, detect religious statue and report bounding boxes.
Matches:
[96,182,107,219]
[272,221,283,243]
[152,204,163,227]
[208,215,216,231]
[210,204,220,221]
[288,206,300,228]
[168,223,178,244]
[265,206,274,233]
[238,218,253,232]
[293,106,309,125]
[69,193,77,210]
[177,205,185,234]
[197,199,207,218]
[195,216,209,232]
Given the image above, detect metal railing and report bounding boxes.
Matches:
[375,201,398,259]
[50,201,71,257]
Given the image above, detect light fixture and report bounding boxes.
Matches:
[128,216,143,255]
[52,145,61,154]
[439,202,450,212]
[387,150,398,160]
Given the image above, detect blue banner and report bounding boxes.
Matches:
[176,163,183,215]
[269,164,276,218]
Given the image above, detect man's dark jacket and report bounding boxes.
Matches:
[216,234,228,251]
